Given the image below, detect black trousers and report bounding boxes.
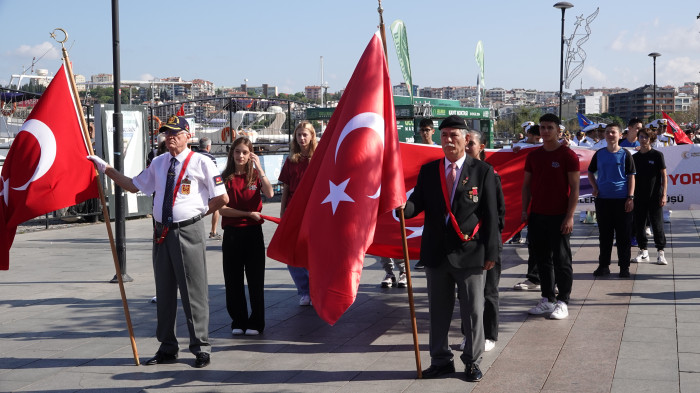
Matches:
[483,254,501,341]
[595,198,633,268]
[222,225,266,332]
[525,239,540,284]
[633,200,666,251]
[528,213,573,304]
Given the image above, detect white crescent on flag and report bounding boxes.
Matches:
[334,112,384,162]
[12,119,57,191]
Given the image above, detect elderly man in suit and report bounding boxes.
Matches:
[402,115,500,382]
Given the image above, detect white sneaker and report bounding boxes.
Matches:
[633,249,649,263]
[485,339,496,352]
[549,301,569,319]
[380,273,396,288]
[459,336,467,351]
[528,297,556,315]
[514,280,540,291]
[245,329,260,336]
[232,328,244,335]
[397,273,407,288]
[645,227,652,237]
[657,250,668,265]
[299,294,311,306]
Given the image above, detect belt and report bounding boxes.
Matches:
[155,213,204,230]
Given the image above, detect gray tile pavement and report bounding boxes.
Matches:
[0,206,698,392]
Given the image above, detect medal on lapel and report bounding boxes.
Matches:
[181,177,191,195]
[471,186,479,202]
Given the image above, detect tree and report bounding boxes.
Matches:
[494,106,544,140]
[666,109,696,126]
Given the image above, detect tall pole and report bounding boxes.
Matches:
[696,81,699,126]
[648,52,661,119]
[554,2,573,119]
[377,0,422,379]
[111,0,131,283]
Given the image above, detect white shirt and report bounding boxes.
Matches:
[592,139,607,149]
[577,136,594,148]
[133,148,226,223]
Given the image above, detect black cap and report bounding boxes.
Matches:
[438,115,468,130]
[159,115,190,133]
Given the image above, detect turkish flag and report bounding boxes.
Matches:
[176,103,185,116]
[662,112,693,145]
[0,64,99,270]
[267,33,405,325]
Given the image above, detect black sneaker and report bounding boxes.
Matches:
[414,261,425,270]
[619,267,630,278]
[593,266,610,277]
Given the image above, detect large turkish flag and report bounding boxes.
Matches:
[267,33,405,325]
[0,64,99,270]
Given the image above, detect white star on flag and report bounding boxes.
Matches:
[321,178,355,214]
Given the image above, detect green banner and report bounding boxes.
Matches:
[390,20,413,101]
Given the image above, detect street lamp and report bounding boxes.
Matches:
[554,2,573,119]
[648,52,661,119]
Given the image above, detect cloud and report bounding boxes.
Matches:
[610,31,648,53]
[140,73,155,81]
[659,57,700,86]
[610,21,700,56]
[582,65,608,85]
[8,42,60,61]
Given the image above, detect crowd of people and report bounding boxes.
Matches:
[84,112,677,384]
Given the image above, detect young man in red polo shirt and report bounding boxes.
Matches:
[521,113,580,320]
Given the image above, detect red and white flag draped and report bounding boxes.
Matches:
[662,112,693,145]
[0,64,98,270]
[267,32,406,325]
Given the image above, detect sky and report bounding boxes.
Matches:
[1,0,700,95]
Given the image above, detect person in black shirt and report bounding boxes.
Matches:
[631,128,668,265]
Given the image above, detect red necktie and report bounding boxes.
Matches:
[447,162,456,200]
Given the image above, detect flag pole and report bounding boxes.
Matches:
[377,0,389,64]
[377,1,423,378]
[398,209,423,378]
[52,28,140,366]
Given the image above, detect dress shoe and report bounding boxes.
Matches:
[194,352,210,368]
[422,361,455,379]
[465,363,483,382]
[144,351,177,366]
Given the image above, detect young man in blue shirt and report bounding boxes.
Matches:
[588,123,636,278]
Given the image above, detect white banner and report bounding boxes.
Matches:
[578,144,700,210]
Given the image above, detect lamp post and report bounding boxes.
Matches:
[696,78,699,126]
[648,52,661,119]
[554,2,573,119]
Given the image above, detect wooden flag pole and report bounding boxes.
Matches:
[377,1,422,378]
[399,208,423,378]
[52,28,140,366]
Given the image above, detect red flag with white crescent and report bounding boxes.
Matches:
[267,32,405,325]
[0,64,99,270]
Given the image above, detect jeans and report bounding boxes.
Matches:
[288,266,310,296]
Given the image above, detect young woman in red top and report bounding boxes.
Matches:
[219,137,273,336]
[278,121,317,306]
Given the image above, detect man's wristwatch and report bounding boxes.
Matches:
[627,195,634,200]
